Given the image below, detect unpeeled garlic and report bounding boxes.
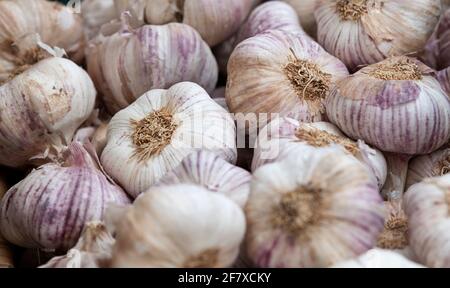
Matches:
[101,82,237,198]
[423,8,450,70]
[109,184,246,268]
[331,248,424,268]
[438,66,450,96]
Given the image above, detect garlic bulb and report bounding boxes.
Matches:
[377,196,409,252]
[0,142,130,251]
[281,0,330,37]
[87,17,218,113]
[0,54,96,168]
[101,82,237,198]
[226,30,349,130]
[0,176,13,268]
[331,248,424,268]
[252,117,387,188]
[404,174,450,267]
[109,184,246,268]
[438,67,450,96]
[114,0,254,46]
[423,8,450,70]
[316,0,441,71]
[40,221,115,268]
[326,56,450,197]
[0,0,84,78]
[406,146,450,188]
[246,147,385,267]
[81,0,117,40]
[156,151,251,208]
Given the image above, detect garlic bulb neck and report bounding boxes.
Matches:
[382,153,411,199]
[369,58,423,81]
[184,249,219,268]
[295,126,359,155]
[336,0,369,21]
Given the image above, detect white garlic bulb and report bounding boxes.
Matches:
[404,175,450,267]
[316,0,441,71]
[101,82,237,198]
[281,0,330,37]
[252,117,387,188]
[246,147,385,267]
[81,0,117,40]
[87,17,218,113]
[331,248,424,268]
[109,184,246,268]
[226,30,348,130]
[156,151,251,208]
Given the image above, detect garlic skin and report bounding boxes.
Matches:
[110,184,246,268]
[316,0,441,71]
[226,30,349,130]
[156,151,251,208]
[101,82,237,198]
[114,0,254,46]
[438,67,450,96]
[423,8,450,70]
[0,142,130,251]
[0,57,96,168]
[404,175,450,267]
[246,148,385,268]
[40,221,115,268]
[252,117,387,189]
[0,177,13,268]
[281,0,330,37]
[331,248,424,268]
[87,20,218,113]
[81,0,117,40]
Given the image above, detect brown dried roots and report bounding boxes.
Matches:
[369,58,423,81]
[337,0,369,21]
[184,249,219,268]
[377,216,409,250]
[295,127,359,155]
[435,155,450,176]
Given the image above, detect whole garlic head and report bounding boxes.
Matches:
[246,147,385,267]
[101,82,237,198]
[109,184,246,268]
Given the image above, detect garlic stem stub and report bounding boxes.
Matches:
[0,142,130,251]
[316,0,441,71]
[246,147,385,268]
[101,82,237,198]
[226,30,348,131]
[109,184,246,268]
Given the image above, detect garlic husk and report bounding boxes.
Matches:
[252,117,387,189]
[226,30,349,130]
[246,147,385,268]
[0,0,84,76]
[316,0,441,71]
[404,174,450,267]
[40,221,115,268]
[0,55,96,168]
[101,82,237,198]
[281,0,330,37]
[81,0,117,40]
[156,151,251,208]
[0,142,130,251]
[75,122,110,157]
[114,0,254,46]
[109,184,246,268]
[331,248,424,268]
[326,56,450,197]
[213,98,229,112]
[87,18,218,113]
[438,67,450,96]
[0,176,13,268]
[423,8,450,70]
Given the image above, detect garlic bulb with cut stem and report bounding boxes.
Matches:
[156,151,251,208]
[423,8,450,70]
[226,30,349,131]
[316,0,441,71]
[101,82,237,198]
[326,56,450,198]
[87,15,218,113]
[109,184,246,268]
[438,67,450,96]
[0,176,13,268]
[114,0,254,46]
[252,117,387,188]
[0,142,130,251]
[281,0,330,37]
[246,147,385,268]
[40,221,115,268]
[404,174,450,267]
[331,248,424,268]
[81,0,117,40]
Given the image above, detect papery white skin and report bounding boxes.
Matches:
[246,148,385,268]
[0,57,96,168]
[213,98,229,112]
[110,184,246,268]
[0,142,130,251]
[404,174,450,267]
[282,0,330,37]
[252,117,387,188]
[156,151,251,208]
[101,82,237,198]
[81,0,117,40]
[316,0,441,71]
[423,8,450,70]
[87,19,218,113]
[226,30,349,130]
[406,147,450,189]
[331,248,424,268]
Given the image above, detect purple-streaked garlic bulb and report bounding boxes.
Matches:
[404,174,450,267]
[40,221,115,268]
[281,0,331,37]
[0,142,130,251]
[316,0,441,71]
[156,151,251,208]
[226,30,349,131]
[86,15,218,113]
[438,67,450,95]
[423,8,450,70]
[252,117,387,188]
[246,147,385,268]
[326,56,450,198]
